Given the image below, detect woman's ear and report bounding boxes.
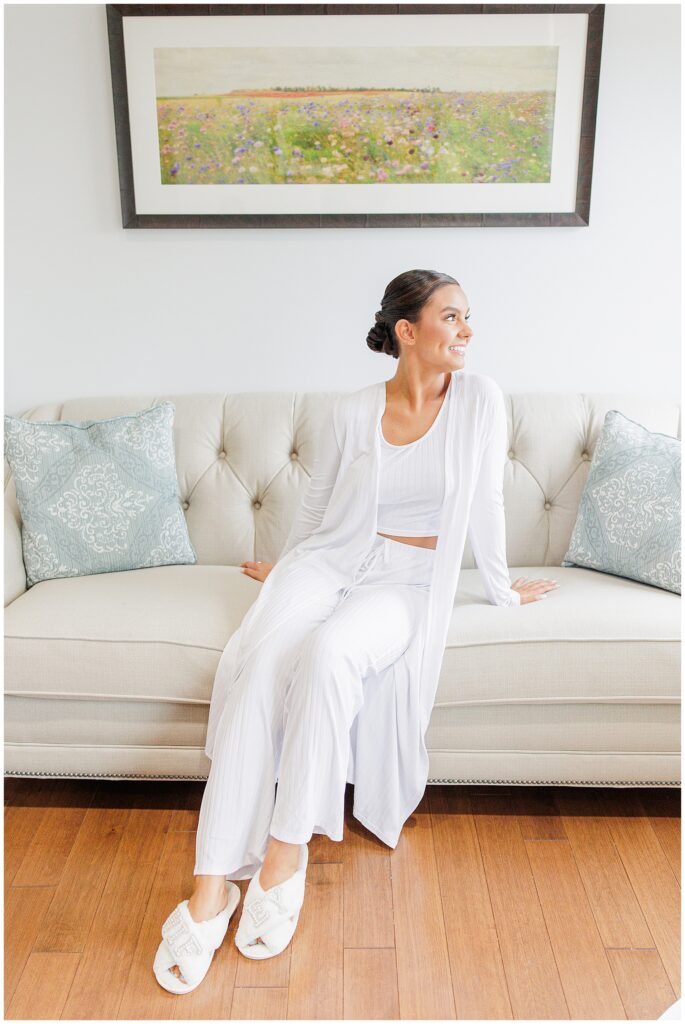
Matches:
[394,319,413,347]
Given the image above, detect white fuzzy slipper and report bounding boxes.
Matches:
[153,880,241,994]
[235,843,308,959]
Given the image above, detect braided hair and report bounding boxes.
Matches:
[366,269,460,359]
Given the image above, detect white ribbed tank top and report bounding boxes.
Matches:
[376,375,451,537]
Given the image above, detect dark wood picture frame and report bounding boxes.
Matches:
[106,3,604,228]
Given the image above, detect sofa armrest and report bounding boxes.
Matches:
[4,460,26,606]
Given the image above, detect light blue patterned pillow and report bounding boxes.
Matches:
[561,410,680,594]
[4,401,196,587]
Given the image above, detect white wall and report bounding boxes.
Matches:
[4,3,681,416]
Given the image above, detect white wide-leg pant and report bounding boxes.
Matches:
[194,533,435,880]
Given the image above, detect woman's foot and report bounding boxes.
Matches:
[167,877,230,983]
[235,842,309,959]
[187,886,230,924]
[248,837,305,951]
[259,836,303,890]
[154,881,241,993]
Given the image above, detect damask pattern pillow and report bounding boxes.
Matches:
[561,410,680,594]
[4,401,197,587]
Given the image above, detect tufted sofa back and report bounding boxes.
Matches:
[4,390,681,586]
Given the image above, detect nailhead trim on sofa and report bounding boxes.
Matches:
[3,769,679,786]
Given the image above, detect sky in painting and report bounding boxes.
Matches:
[154,46,558,97]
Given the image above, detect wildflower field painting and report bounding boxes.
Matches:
[112,6,601,226]
[154,46,558,187]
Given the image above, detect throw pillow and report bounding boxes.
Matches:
[561,409,680,594]
[4,401,197,587]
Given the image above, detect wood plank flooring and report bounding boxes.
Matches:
[4,779,681,1020]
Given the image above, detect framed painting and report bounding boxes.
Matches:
[106,3,604,228]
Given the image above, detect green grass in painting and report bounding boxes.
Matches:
[157,89,554,185]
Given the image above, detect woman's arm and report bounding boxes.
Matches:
[277,399,344,561]
[466,385,521,607]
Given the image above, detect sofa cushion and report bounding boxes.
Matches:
[3,564,255,705]
[5,565,679,762]
[3,402,196,588]
[561,410,681,594]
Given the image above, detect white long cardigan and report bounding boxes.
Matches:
[204,368,520,849]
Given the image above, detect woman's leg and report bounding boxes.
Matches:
[160,588,343,982]
[193,588,342,882]
[238,576,428,955]
[268,573,430,847]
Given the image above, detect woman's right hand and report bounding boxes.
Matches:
[512,576,561,604]
[240,561,274,583]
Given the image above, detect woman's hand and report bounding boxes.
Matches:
[240,560,273,583]
[512,576,561,604]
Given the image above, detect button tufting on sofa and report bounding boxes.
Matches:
[253,500,262,509]
[182,501,189,510]
[290,451,298,460]
[544,501,551,510]
[508,449,515,458]
[218,450,226,459]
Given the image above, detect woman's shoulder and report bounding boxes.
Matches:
[459,369,503,400]
[333,380,381,417]
[457,372,506,420]
[340,379,382,403]
[330,381,382,448]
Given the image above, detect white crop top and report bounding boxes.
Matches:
[376,375,451,537]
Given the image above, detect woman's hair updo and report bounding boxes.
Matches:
[366,268,460,359]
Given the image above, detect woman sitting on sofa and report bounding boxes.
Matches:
[153,267,560,994]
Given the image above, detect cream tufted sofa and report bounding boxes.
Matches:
[4,390,681,790]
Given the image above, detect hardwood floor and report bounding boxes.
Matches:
[4,779,681,1020]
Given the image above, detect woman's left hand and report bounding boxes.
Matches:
[512,576,561,605]
[240,560,273,583]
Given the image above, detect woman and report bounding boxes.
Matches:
[153,269,560,993]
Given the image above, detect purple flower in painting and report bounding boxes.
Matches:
[194,143,201,148]
[170,162,180,176]
[273,147,282,155]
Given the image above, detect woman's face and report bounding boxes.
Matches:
[397,284,473,370]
